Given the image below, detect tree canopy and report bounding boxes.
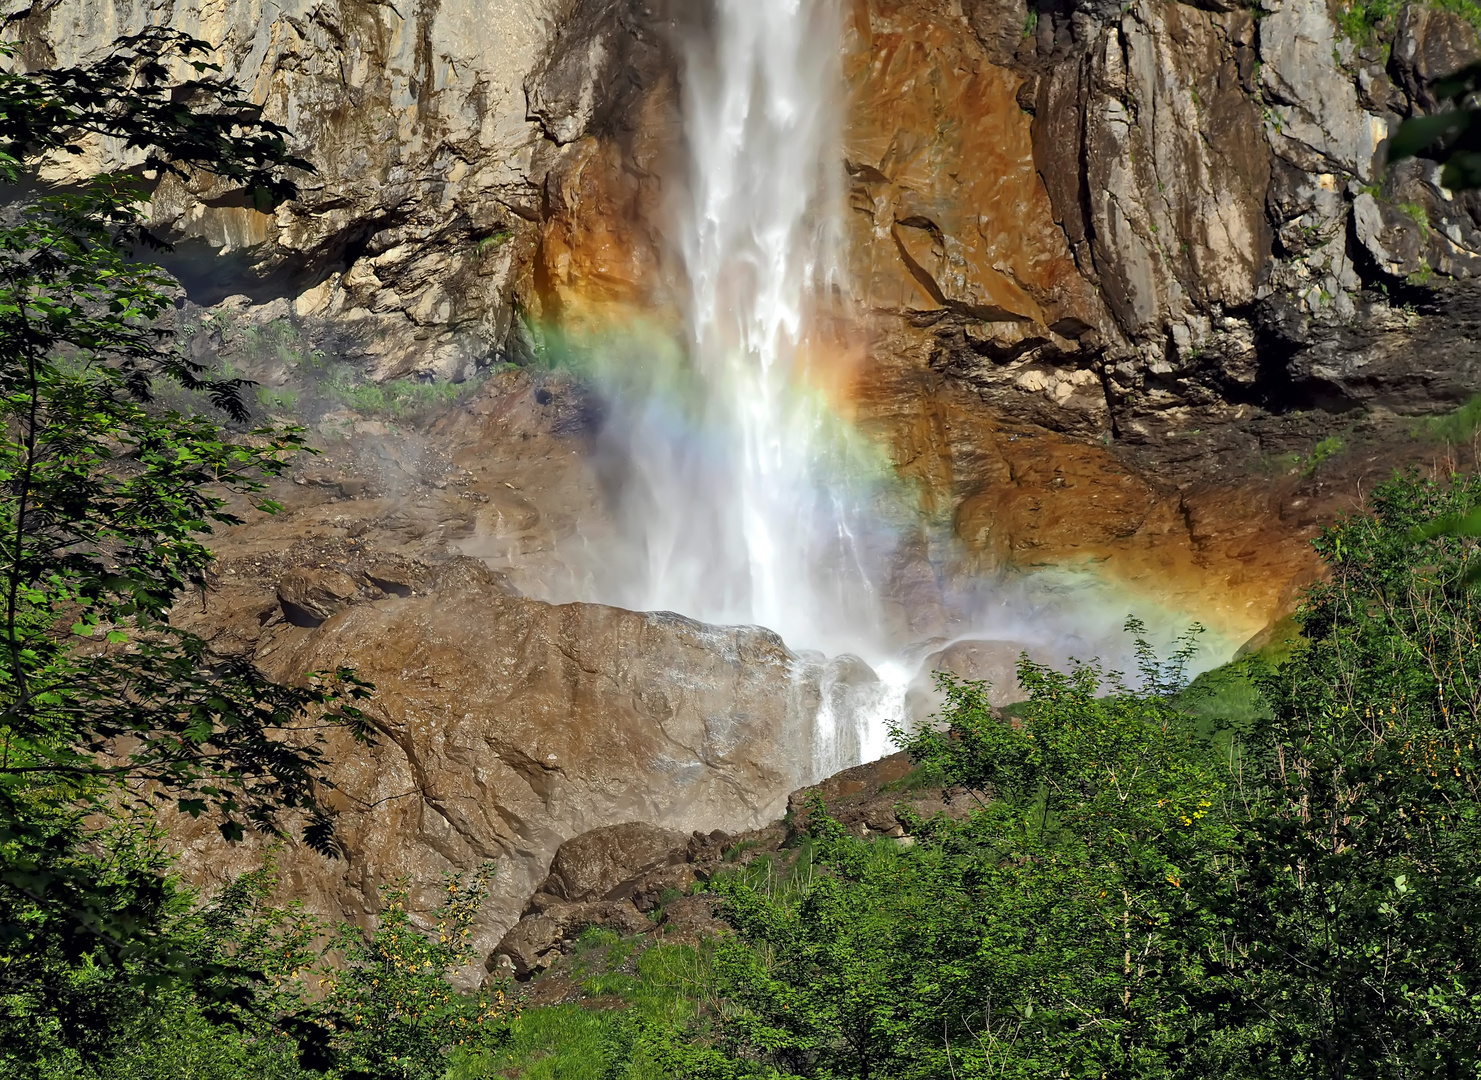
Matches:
[0,29,376,1073]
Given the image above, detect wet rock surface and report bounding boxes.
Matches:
[165,375,902,967]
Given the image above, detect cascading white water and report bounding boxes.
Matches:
[581,0,908,776]
[591,0,871,643]
[533,0,1225,779]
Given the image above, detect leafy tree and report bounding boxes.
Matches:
[0,28,373,1070]
[1388,62,1481,189]
[13,849,516,1080]
[647,626,1228,1079]
[638,476,1481,1079]
[1191,474,1481,1078]
[313,865,513,1080]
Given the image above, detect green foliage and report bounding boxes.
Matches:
[453,933,707,1080]
[16,853,514,1080]
[642,624,1226,1079]
[0,29,376,1070]
[1302,435,1346,476]
[1420,393,1481,446]
[630,474,1481,1079]
[1199,473,1481,1075]
[196,315,497,424]
[233,319,326,373]
[317,368,486,422]
[7,837,309,1080]
[0,28,310,211]
[1334,0,1481,46]
[473,230,513,255]
[1333,0,1403,45]
[315,866,512,1080]
[1174,659,1271,739]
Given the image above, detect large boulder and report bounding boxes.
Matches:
[276,567,361,625]
[167,573,836,972]
[537,822,688,904]
[904,639,1053,728]
[492,899,651,978]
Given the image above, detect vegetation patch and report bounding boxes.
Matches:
[1421,392,1481,445]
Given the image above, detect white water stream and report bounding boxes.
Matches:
[537,0,1217,779]
[585,0,909,775]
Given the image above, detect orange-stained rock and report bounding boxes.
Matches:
[528,62,683,335]
[850,349,1326,648]
[842,1,1109,342]
[536,136,665,327]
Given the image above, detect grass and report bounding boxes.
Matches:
[879,761,948,794]
[170,313,509,425]
[1302,435,1346,476]
[317,366,486,420]
[450,930,712,1080]
[1176,662,1273,738]
[1335,0,1481,44]
[1422,394,1481,446]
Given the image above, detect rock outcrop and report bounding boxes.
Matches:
[487,750,984,979]
[16,0,1481,418]
[533,822,689,904]
[172,571,829,961]
[5,0,565,380]
[165,398,913,964]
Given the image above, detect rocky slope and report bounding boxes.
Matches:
[165,368,905,961]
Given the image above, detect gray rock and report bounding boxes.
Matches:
[1353,193,1427,278]
[1259,0,1387,179]
[429,556,520,598]
[629,863,698,913]
[539,822,688,903]
[1391,5,1481,113]
[905,639,1051,728]
[15,0,564,379]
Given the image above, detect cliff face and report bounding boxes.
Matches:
[18,0,1480,416]
[5,0,566,380]
[165,370,876,965]
[16,0,1481,944]
[515,0,1481,643]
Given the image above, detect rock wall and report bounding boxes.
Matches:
[4,0,571,380]
[523,0,1481,641]
[15,0,1481,413]
[841,0,1481,431]
[174,585,819,962]
[163,382,842,961]
[162,369,913,960]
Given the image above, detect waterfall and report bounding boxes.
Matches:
[577,0,909,776]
